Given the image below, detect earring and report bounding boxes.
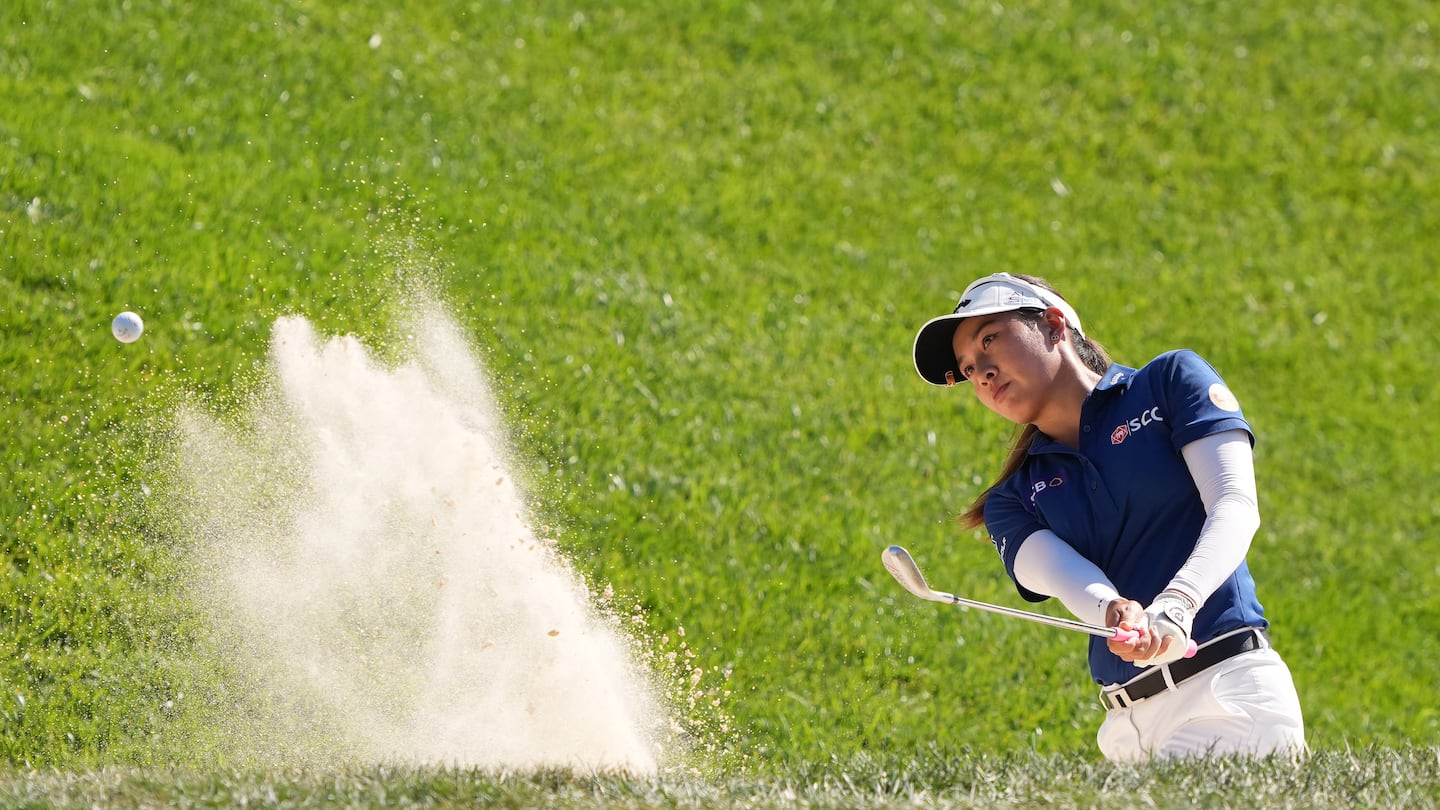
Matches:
[1051,334,1061,343]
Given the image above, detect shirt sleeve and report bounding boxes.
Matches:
[982,478,1051,603]
[1161,350,1253,450]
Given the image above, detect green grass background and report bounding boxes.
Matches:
[3,0,1438,774]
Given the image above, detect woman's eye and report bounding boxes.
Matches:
[982,334,995,347]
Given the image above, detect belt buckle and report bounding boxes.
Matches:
[1102,687,1130,711]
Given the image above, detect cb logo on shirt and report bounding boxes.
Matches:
[1030,476,1065,503]
[1111,406,1164,445]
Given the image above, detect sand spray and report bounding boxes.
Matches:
[171,296,676,772]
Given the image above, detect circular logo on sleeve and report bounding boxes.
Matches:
[1209,383,1241,412]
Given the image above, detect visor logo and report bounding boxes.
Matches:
[1111,407,1164,445]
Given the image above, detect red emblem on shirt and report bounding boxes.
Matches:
[1111,424,1130,445]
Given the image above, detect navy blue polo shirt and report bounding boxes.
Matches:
[983,350,1269,686]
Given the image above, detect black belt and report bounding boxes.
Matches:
[1101,628,1270,710]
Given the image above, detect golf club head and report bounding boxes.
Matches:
[882,545,945,601]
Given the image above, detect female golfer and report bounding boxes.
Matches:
[912,272,1305,761]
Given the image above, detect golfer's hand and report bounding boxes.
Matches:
[1134,590,1196,667]
[1104,598,1170,666]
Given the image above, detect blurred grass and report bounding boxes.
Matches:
[2,0,1438,774]
[3,747,1439,809]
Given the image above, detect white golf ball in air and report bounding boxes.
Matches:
[112,311,144,343]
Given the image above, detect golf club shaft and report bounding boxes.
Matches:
[883,545,1198,656]
[925,587,1132,640]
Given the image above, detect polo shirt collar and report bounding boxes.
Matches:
[1094,363,1137,392]
[1026,363,1137,455]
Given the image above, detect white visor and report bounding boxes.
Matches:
[912,272,1084,386]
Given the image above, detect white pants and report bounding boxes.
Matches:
[1097,646,1306,762]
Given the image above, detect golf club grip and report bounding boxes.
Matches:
[1109,628,1199,658]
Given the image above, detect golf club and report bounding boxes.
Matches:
[882,545,1197,657]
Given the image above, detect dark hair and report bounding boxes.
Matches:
[958,275,1111,530]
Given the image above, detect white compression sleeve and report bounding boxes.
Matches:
[1167,429,1261,606]
[1013,529,1120,627]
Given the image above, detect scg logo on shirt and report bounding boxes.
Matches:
[1110,406,1164,445]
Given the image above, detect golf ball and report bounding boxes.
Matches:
[112,311,144,343]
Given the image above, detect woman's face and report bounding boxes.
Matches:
[950,311,1059,424]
